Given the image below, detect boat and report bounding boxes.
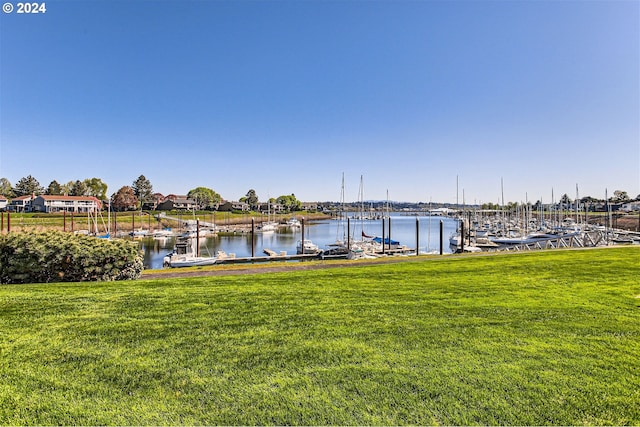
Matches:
[286,218,302,228]
[152,228,174,238]
[297,239,320,254]
[163,237,218,268]
[260,200,279,232]
[129,229,149,238]
[259,221,279,233]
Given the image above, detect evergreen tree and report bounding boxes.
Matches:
[70,180,88,196]
[132,175,153,207]
[46,180,63,195]
[0,178,14,198]
[14,175,44,197]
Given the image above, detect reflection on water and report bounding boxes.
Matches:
[140,215,458,269]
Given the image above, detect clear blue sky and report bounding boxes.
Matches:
[1,0,638,204]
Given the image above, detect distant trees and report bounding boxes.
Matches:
[187,187,221,209]
[111,186,138,211]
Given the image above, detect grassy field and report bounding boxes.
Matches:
[0,247,638,425]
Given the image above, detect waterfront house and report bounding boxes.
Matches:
[301,202,318,212]
[0,196,7,211]
[31,195,102,213]
[156,197,199,211]
[8,195,33,212]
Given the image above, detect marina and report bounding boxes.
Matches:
[134,208,639,269]
[137,210,638,269]
[140,214,460,269]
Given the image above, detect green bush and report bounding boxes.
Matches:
[0,231,143,284]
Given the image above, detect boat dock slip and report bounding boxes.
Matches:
[216,251,320,264]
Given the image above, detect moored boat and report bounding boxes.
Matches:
[163,237,218,268]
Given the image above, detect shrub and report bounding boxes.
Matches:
[0,231,143,284]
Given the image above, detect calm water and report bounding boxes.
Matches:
[140,214,459,269]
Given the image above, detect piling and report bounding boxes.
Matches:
[388,216,392,251]
[301,218,305,255]
[415,217,419,256]
[460,220,465,253]
[251,218,255,258]
[381,218,386,254]
[196,219,200,257]
[347,217,351,251]
[439,220,443,255]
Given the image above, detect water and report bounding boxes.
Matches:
[140,214,459,269]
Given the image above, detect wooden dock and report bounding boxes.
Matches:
[216,251,319,265]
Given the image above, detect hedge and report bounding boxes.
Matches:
[0,231,143,284]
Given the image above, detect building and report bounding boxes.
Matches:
[8,195,33,212]
[31,195,102,213]
[0,196,7,211]
[156,197,199,211]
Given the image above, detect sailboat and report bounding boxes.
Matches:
[260,199,278,232]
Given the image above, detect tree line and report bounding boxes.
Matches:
[0,175,303,212]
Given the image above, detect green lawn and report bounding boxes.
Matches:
[0,247,638,425]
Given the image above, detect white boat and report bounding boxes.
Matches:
[297,239,320,254]
[287,218,301,228]
[152,228,174,238]
[449,233,462,247]
[163,237,218,268]
[129,229,149,238]
[260,221,279,233]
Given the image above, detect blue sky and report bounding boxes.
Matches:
[1,0,638,204]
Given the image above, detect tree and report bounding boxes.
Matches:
[132,175,153,207]
[46,180,63,195]
[83,178,108,200]
[611,190,630,203]
[0,178,14,198]
[277,194,301,212]
[244,189,259,210]
[70,180,88,196]
[559,193,572,207]
[111,186,138,211]
[187,187,222,209]
[14,175,44,197]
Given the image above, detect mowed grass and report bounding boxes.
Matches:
[0,247,638,425]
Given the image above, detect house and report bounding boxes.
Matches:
[621,201,640,212]
[31,195,102,213]
[301,202,318,212]
[0,196,7,211]
[156,197,199,211]
[8,195,33,212]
